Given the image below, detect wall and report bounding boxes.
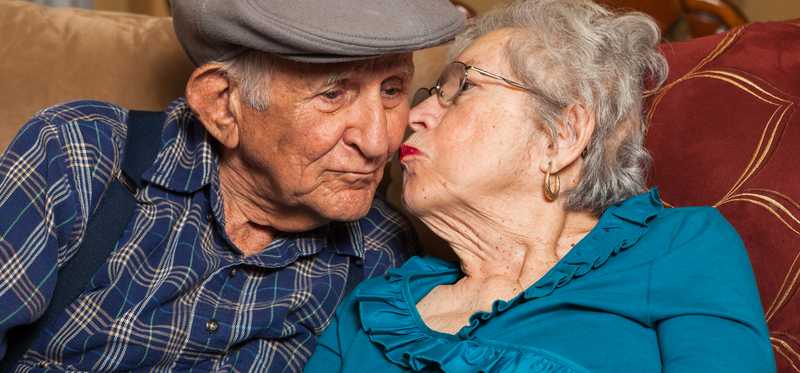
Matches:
[461,0,800,23]
[732,0,800,22]
[91,0,800,23]
[94,0,168,16]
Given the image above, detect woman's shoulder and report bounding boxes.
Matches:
[646,205,762,310]
[650,205,745,258]
[654,204,729,230]
[615,198,754,287]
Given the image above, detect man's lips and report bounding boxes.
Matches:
[399,144,423,161]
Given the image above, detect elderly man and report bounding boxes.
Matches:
[0,1,463,371]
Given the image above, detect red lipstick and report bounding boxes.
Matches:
[399,144,423,160]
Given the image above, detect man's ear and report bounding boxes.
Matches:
[539,102,595,174]
[185,64,240,149]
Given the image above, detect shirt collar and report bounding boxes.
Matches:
[607,188,664,227]
[240,221,365,268]
[142,98,215,193]
[329,221,366,258]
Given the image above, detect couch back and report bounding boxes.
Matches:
[646,20,800,372]
[0,0,194,151]
[1,1,798,371]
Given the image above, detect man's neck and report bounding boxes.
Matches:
[217,158,328,256]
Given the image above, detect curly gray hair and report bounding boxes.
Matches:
[452,0,668,214]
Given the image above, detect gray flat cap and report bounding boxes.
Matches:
[172,0,466,65]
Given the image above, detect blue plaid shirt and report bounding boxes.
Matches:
[0,99,416,372]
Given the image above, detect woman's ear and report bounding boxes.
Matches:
[539,103,595,174]
[185,64,241,149]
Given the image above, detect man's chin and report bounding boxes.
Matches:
[311,188,377,222]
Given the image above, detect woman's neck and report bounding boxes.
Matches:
[420,193,598,288]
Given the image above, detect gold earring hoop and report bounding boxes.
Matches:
[544,160,560,201]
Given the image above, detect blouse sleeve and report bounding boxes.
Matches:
[648,207,775,372]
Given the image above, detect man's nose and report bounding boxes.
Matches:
[344,94,390,160]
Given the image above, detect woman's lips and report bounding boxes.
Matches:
[399,144,423,161]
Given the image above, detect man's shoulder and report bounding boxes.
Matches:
[33,100,128,129]
[23,100,129,149]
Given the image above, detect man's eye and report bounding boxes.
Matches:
[381,77,406,99]
[321,89,344,100]
[383,87,402,96]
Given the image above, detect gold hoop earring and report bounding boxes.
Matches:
[544,161,560,201]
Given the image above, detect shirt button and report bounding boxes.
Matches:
[229,268,238,278]
[205,319,219,333]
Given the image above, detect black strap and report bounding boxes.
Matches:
[344,257,364,296]
[0,110,164,370]
[121,111,164,189]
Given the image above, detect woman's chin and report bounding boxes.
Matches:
[401,169,450,216]
[401,183,445,218]
[400,182,429,216]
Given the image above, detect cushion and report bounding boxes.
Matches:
[645,20,800,372]
[0,0,194,151]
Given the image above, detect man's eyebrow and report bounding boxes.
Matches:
[316,58,414,89]
[324,71,351,86]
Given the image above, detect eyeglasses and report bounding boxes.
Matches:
[412,61,556,108]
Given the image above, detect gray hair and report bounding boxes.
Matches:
[452,0,668,214]
[216,50,275,111]
[214,51,414,113]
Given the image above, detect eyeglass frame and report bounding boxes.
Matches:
[412,61,560,108]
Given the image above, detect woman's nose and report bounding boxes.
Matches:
[408,95,441,132]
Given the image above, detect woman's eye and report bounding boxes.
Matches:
[462,80,476,91]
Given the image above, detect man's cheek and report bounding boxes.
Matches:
[387,121,408,151]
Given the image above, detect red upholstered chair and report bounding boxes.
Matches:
[645,20,800,372]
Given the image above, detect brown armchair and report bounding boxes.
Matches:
[0,1,797,371]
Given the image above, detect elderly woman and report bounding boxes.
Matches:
[305,0,775,372]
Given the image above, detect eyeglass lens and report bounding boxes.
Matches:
[411,88,432,107]
[439,62,466,103]
[411,62,467,107]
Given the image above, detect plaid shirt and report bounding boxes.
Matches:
[0,99,415,372]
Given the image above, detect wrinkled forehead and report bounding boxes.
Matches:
[279,53,415,85]
[454,28,519,72]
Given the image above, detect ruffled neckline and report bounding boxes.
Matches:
[355,189,663,372]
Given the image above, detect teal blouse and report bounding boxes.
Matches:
[305,190,775,372]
